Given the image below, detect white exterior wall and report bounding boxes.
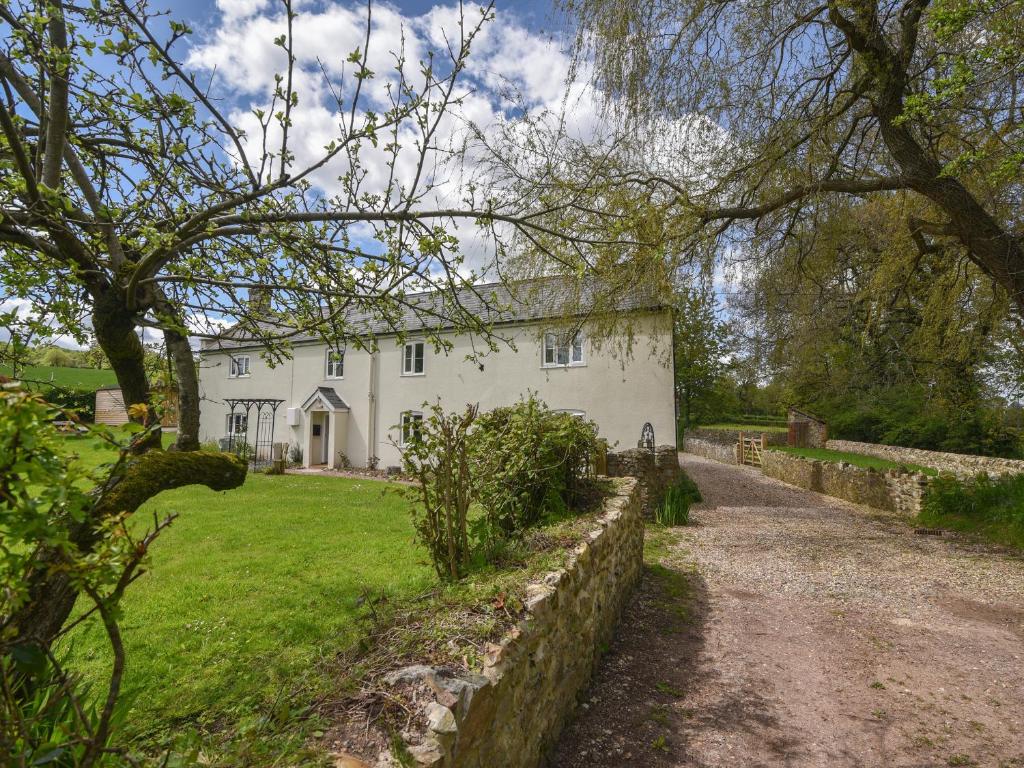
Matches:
[198,311,675,468]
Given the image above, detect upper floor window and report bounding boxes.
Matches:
[229,355,251,378]
[326,348,345,379]
[402,341,425,376]
[543,331,585,368]
[400,410,423,446]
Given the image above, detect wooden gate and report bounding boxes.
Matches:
[738,432,766,467]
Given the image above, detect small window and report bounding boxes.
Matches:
[402,341,425,375]
[543,331,585,368]
[326,348,345,379]
[229,355,250,378]
[226,412,247,434]
[400,411,423,446]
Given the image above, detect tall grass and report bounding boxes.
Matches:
[655,473,703,526]
[919,473,1024,549]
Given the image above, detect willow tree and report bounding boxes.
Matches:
[0,0,667,671]
[560,0,1024,312]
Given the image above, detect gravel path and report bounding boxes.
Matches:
[552,453,1024,767]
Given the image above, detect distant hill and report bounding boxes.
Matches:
[0,364,119,392]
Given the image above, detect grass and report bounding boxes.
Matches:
[60,437,434,757]
[697,423,789,433]
[770,445,937,475]
[0,363,118,391]
[57,436,615,762]
[917,473,1024,550]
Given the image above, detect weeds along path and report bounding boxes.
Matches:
[552,453,1024,767]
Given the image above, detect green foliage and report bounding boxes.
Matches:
[819,388,1020,458]
[673,281,733,430]
[0,389,142,766]
[471,395,600,536]
[920,473,1024,549]
[654,473,702,527]
[401,404,478,580]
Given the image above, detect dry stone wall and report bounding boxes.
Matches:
[374,478,644,768]
[761,450,930,515]
[684,427,788,447]
[826,439,1024,478]
[606,445,682,517]
[682,436,738,465]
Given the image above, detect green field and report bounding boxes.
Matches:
[60,438,432,757]
[771,445,937,475]
[1,363,118,391]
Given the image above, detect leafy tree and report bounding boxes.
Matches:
[674,281,732,429]
[561,0,1024,313]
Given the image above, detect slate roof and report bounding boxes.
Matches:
[301,386,349,411]
[201,276,667,351]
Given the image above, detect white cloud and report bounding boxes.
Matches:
[185,2,601,272]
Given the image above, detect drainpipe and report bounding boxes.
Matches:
[367,350,378,467]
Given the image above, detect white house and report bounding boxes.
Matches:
[197,280,677,469]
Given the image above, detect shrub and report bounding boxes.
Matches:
[38,385,95,422]
[471,395,600,536]
[401,404,478,580]
[655,473,702,526]
[920,473,1024,548]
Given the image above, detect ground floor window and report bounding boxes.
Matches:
[226,412,247,434]
[400,410,423,446]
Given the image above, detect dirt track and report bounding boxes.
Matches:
[551,453,1024,768]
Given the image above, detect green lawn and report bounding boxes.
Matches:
[0,363,118,391]
[698,423,789,433]
[771,445,937,475]
[60,438,432,754]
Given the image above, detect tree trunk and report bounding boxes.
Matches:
[91,287,160,451]
[164,326,201,451]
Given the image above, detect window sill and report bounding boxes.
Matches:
[325,375,345,381]
[228,374,252,379]
[541,363,587,370]
[400,372,426,377]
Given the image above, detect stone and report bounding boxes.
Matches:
[425,702,458,735]
[382,664,435,687]
[407,742,444,767]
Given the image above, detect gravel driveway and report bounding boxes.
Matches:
[552,453,1024,767]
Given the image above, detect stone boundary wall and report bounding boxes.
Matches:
[682,436,738,465]
[375,478,644,767]
[685,427,788,447]
[761,450,929,515]
[825,439,1024,478]
[606,445,681,517]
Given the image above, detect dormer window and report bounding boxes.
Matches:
[543,331,584,368]
[229,355,251,378]
[402,341,425,376]
[326,348,345,379]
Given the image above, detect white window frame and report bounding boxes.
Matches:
[400,410,424,446]
[325,347,345,379]
[228,354,251,378]
[225,412,248,435]
[402,341,425,376]
[542,331,585,368]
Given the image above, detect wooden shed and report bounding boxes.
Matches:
[94,386,178,427]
